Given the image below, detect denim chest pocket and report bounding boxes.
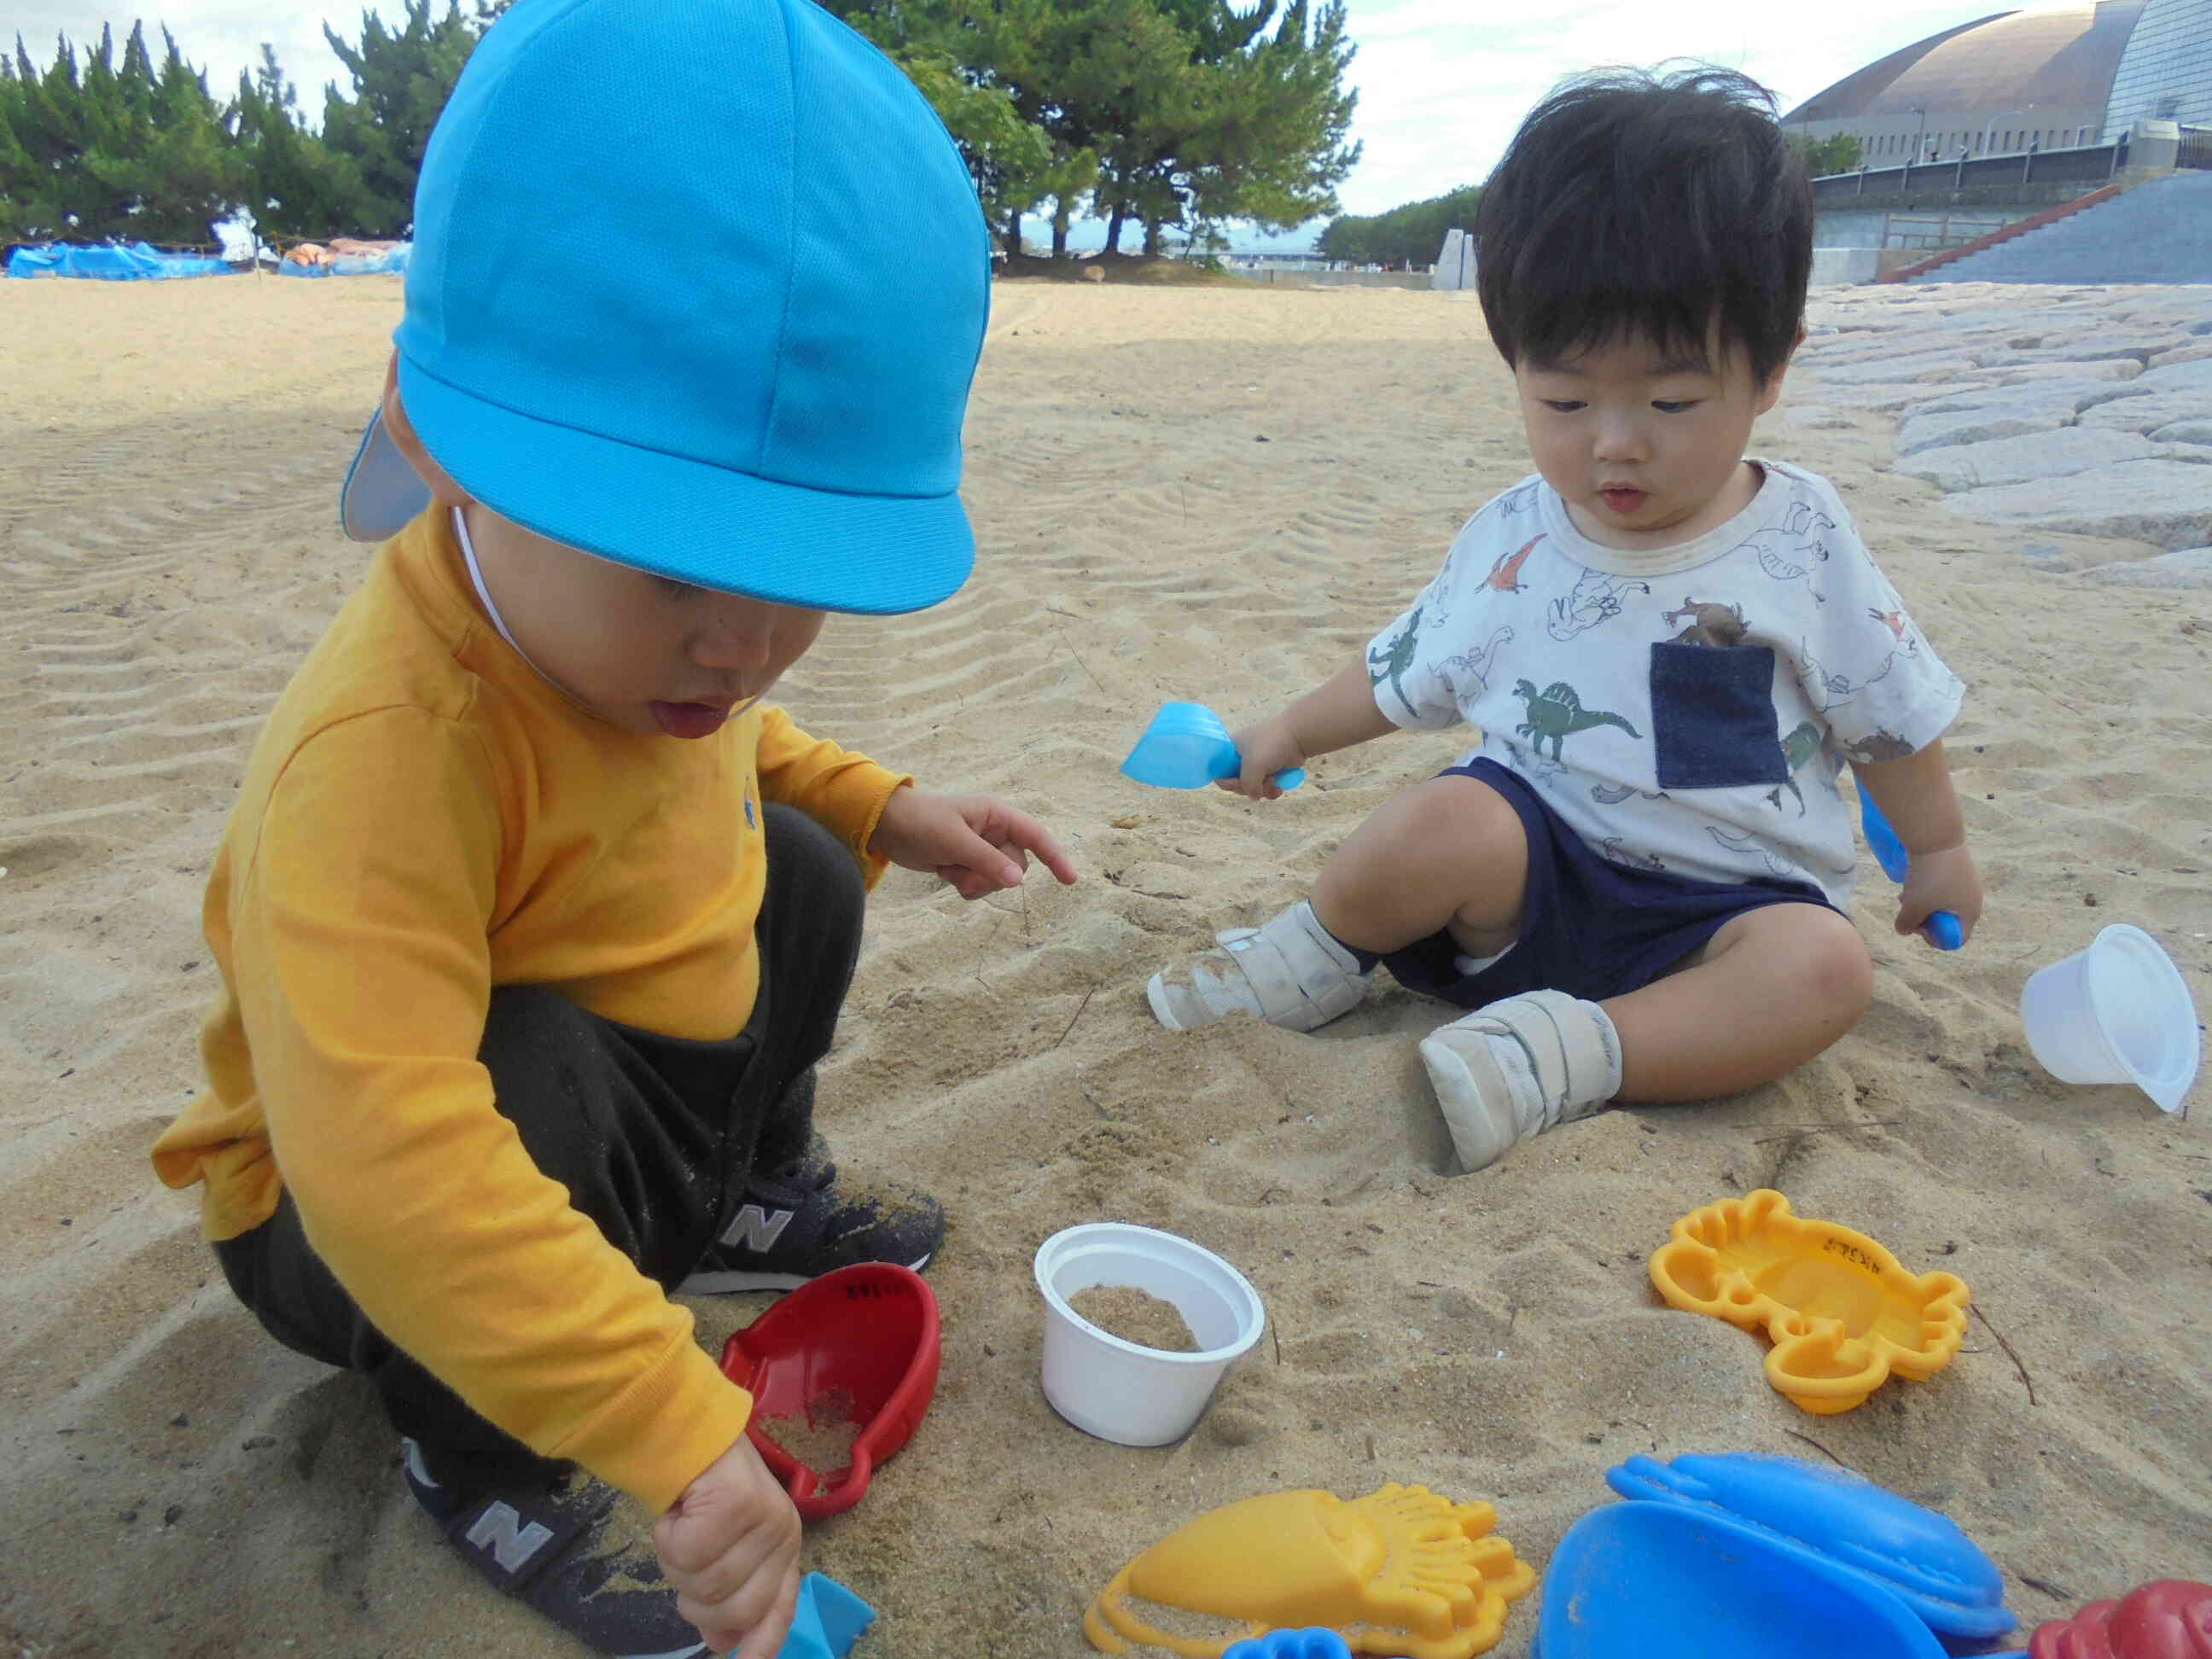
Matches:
[1649,642,1787,789]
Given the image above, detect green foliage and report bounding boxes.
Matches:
[235,46,380,242]
[319,0,476,236]
[3,0,1365,258]
[1317,181,1482,266]
[1790,131,1862,178]
[0,23,243,244]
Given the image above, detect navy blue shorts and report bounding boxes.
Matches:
[1378,758,1838,1010]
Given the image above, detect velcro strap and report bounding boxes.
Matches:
[1466,990,1616,1110]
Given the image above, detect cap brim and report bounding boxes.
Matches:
[340,407,435,542]
[392,357,974,615]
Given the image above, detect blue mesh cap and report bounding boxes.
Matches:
[338,0,991,614]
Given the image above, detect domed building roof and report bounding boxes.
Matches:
[1782,3,2150,125]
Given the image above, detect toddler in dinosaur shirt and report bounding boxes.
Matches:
[1145,66,1982,1172]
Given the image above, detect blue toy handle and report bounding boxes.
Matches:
[1856,785,1964,951]
[1266,765,1307,792]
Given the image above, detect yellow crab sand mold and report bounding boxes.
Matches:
[1081,1483,1534,1659]
[1648,1188,1970,1414]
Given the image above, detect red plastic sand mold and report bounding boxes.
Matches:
[718,1261,941,1520]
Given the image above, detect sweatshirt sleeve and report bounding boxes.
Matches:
[754,702,911,882]
[232,707,753,1513]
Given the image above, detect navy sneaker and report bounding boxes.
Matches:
[676,1153,942,1295]
[399,1438,707,1659]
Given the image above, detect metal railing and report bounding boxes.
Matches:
[1881,212,2011,250]
[1812,137,2130,201]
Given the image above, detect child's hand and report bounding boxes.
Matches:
[1897,842,1983,946]
[652,1435,801,1657]
[870,788,1080,900]
[1219,716,1307,801]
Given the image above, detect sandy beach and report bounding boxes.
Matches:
[3,271,2208,1657]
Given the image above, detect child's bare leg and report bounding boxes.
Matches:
[1311,772,1528,957]
[1604,903,1873,1102]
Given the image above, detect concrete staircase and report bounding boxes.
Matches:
[1906,172,2212,284]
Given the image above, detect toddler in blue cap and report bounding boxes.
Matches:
[150,1,1074,1653]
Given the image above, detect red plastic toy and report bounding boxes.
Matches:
[718,1261,941,1520]
[2030,1580,2212,1659]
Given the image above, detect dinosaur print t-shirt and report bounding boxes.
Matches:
[1365,460,1964,907]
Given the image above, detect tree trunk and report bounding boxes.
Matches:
[1051,199,1072,259]
[1000,210,1023,261]
[1103,203,1128,257]
[1142,217,1165,258]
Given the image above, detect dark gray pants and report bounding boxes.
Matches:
[213,804,864,1474]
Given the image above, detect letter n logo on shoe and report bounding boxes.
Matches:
[717,1204,795,1253]
[464,1501,556,1575]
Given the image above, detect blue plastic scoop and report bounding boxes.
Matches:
[1856,784,1965,951]
[774,1572,874,1659]
[1121,702,1307,792]
[1121,701,1306,792]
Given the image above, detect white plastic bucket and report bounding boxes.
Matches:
[2020,923,2200,1115]
[1033,1221,1266,1446]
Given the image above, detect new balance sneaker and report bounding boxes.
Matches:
[399,1436,707,1658]
[676,1154,943,1295]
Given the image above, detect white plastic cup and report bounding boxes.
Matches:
[2020,923,2201,1115]
[1033,1221,1266,1446]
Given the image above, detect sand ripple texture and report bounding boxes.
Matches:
[2,275,2207,1656]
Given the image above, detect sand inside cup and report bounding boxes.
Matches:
[757,1387,863,1493]
[1069,1284,1201,1352]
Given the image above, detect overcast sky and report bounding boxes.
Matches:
[14,0,2087,229]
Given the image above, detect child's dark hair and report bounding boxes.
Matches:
[1475,65,1813,386]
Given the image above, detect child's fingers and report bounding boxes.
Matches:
[1007,818,1080,884]
[722,1564,801,1659]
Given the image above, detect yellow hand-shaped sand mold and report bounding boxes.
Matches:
[1083,1483,1534,1659]
[1649,1188,1970,1414]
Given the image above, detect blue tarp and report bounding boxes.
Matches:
[276,246,410,277]
[6,241,235,280]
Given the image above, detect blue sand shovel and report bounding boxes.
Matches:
[774,1572,875,1659]
[1121,702,1306,792]
[1857,784,1965,951]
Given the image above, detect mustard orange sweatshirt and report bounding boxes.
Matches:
[152,510,908,1512]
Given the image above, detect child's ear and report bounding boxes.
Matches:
[381,352,474,509]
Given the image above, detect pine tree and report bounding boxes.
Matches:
[1317,182,1482,267]
[320,0,476,236]
[1180,0,1359,239]
[236,44,380,242]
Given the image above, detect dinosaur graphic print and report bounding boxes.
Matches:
[1485,536,1541,593]
[1358,465,1961,916]
[1765,721,1825,814]
[1737,500,1836,603]
[1440,626,1512,698]
[1368,604,1423,717]
[1512,678,1641,761]
[1800,638,1897,713]
[1705,823,1802,881]
[1547,569,1653,641]
[1662,597,1749,649]
[1842,730,1916,764]
[1599,837,1668,872]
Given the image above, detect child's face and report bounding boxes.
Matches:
[1513,329,1788,550]
[463,504,827,739]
